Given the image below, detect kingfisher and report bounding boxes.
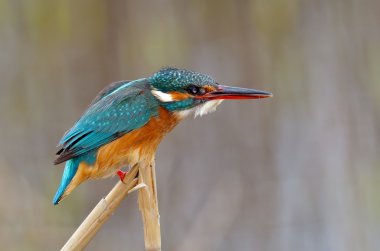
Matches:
[53,67,272,205]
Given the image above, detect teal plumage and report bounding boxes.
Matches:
[53,158,82,205]
[55,79,158,164]
[149,67,217,92]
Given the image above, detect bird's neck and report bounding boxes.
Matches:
[133,105,183,153]
[152,106,183,136]
[159,98,195,112]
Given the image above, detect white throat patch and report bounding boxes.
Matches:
[177,100,223,119]
[151,89,174,102]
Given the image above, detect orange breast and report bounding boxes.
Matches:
[88,107,180,178]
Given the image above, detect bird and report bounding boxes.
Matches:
[53,67,272,205]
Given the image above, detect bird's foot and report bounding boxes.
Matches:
[117,170,128,182]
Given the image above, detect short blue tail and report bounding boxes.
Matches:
[53,159,79,205]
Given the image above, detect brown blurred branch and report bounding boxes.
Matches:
[61,161,161,251]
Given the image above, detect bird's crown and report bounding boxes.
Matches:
[149,67,217,93]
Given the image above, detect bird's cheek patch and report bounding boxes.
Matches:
[151,89,175,102]
[167,91,192,101]
[204,85,217,93]
[151,90,192,102]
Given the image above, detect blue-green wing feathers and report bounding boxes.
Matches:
[54,79,158,164]
[90,80,131,105]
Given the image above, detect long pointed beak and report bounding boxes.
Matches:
[198,85,273,100]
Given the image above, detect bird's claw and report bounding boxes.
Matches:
[117,170,128,182]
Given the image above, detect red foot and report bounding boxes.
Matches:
[117,170,128,181]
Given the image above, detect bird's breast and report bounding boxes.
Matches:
[89,107,180,178]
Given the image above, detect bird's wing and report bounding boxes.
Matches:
[90,80,131,105]
[54,79,158,164]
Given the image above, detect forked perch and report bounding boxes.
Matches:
[61,164,151,250]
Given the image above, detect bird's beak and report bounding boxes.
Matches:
[198,85,273,100]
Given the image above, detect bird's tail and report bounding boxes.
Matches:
[53,159,79,205]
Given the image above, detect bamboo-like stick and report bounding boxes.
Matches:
[61,165,140,251]
[138,159,161,251]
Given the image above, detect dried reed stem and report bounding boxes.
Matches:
[61,164,140,251]
[138,159,161,251]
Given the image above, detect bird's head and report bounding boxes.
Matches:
[148,67,272,118]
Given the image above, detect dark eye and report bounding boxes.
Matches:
[187,85,205,95]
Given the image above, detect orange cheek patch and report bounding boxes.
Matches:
[168,91,192,101]
[204,85,217,93]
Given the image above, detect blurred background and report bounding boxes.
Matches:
[1,0,380,250]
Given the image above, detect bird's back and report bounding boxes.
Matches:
[53,79,163,204]
[54,79,158,164]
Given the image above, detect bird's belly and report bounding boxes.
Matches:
[89,148,141,179]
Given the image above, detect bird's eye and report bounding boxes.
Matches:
[187,85,206,95]
[187,85,199,95]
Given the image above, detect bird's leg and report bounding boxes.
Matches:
[116,169,128,182]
